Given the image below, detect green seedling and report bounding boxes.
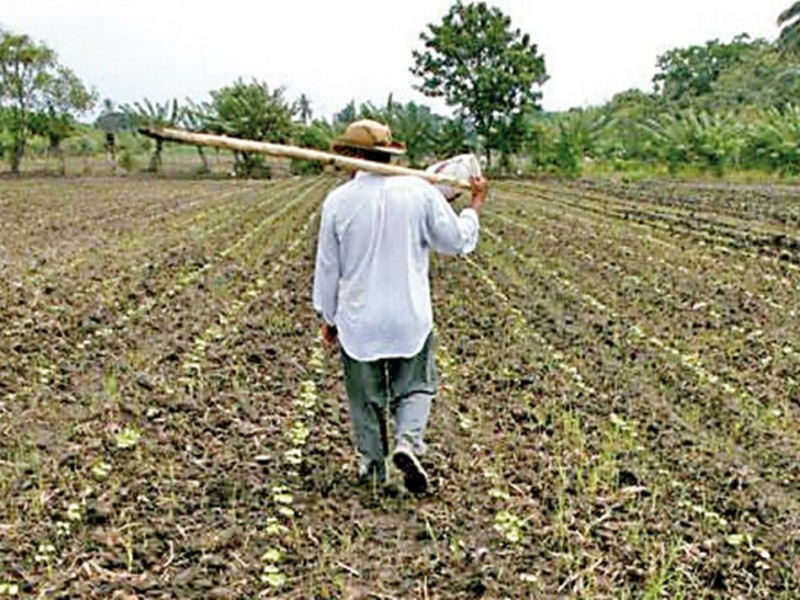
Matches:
[115,427,141,449]
[494,510,525,544]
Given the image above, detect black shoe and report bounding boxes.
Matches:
[392,445,429,494]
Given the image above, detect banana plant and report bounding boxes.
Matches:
[641,108,745,176]
[122,98,183,172]
[746,105,800,173]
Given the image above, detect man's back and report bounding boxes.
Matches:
[313,172,479,362]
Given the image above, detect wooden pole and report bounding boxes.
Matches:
[142,127,473,191]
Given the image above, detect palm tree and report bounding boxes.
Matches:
[778,2,800,54]
[122,98,182,172]
[385,100,438,167]
[296,93,312,124]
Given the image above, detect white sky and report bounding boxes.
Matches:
[0,0,791,119]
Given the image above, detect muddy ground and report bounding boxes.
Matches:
[1,176,798,598]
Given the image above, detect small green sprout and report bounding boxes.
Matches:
[91,460,113,479]
[66,502,82,522]
[261,566,286,588]
[494,510,524,544]
[264,517,288,536]
[273,493,293,505]
[262,548,284,563]
[115,427,141,449]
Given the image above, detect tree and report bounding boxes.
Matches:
[333,100,357,131]
[709,45,800,109]
[295,93,312,124]
[291,119,334,174]
[778,2,800,54]
[205,78,297,176]
[123,98,183,172]
[601,89,661,161]
[332,96,443,166]
[653,35,762,106]
[432,116,473,159]
[411,1,547,163]
[29,66,96,173]
[0,29,94,174]
[385,99,441,167]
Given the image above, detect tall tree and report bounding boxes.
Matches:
[385,99,440,167]
[0,30,95,174]
[295,93,312,124]
[291,119,334,174]
[709,45,800,109]
[778,2,800,54]
[333,100,357,131]
[653,35,761,106]
[432,116,473,159]
[0,30,55,173]
[30,65,96,173]
[411,1,547,163]
[205,78,297,176]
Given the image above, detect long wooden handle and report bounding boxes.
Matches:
[143,127,473,191]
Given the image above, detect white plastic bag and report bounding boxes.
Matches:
[425,154,482,200]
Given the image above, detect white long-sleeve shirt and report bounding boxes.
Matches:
[313,172,479,362]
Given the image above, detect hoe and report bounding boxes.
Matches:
[141,127,474,191]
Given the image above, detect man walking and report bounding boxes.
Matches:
[313,120,488,494]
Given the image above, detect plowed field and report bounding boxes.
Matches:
[1,176,798,598]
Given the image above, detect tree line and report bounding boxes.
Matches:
[3,1,800,178]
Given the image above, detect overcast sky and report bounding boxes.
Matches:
[1,0,791,119]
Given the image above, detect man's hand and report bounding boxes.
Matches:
[321,323,338,350]
[469,176,489,215]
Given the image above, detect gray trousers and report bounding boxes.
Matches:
[341,333,437,480]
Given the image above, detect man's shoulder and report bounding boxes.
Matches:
[323,180,357,208]
[386,175,440,197]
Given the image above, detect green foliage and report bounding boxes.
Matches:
[520,109,609,176]
[330,96,456,166]
[642,109,746,176]
[653,35,766,107]
[63,131,102,156]
[333,100,357,132]
[432,116,473,160]
[384,98,440,167]
[744,105,800,173]
[599,89,661,162]
[29,66,96,173]
[411,1,547,162]
[709,45,800,109]
[778,2,800,55]
[291,119,333,175]
[117,147,138,172]
[122,98,182,172]
[295,93,312,124]
[0,28,94,173]
[569,32,800,178]
[204,78,296,177]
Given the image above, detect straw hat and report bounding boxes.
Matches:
[332,119,406,155]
